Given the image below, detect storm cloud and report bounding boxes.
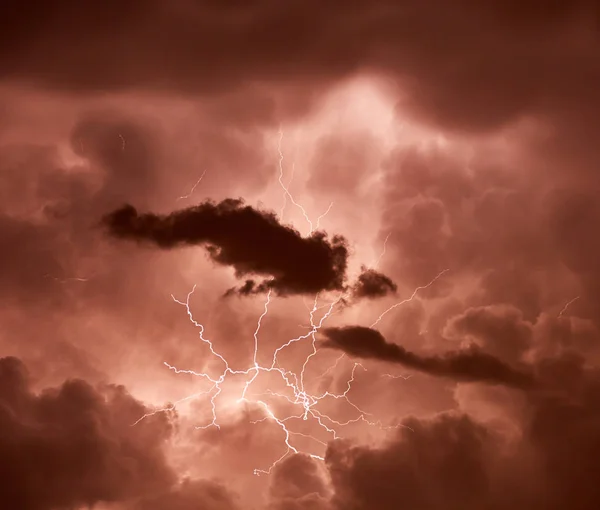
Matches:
[102,199,349,296]
[321,326,535,389]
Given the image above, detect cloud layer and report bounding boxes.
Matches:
[2,1,600,508]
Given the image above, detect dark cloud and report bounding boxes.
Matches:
[327,413,499,510]
[350,267,397,299]
[321,326,535,388]
[2,1,599,134]
[102,199,349,296]
[0,356,176,510]
[326,355,600,510]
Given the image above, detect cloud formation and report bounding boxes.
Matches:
[0,356,247,510]
[2,1,598,133]
[321,326,535,388]
[3,0,600,508]
[102,199,349,296]
[0,356,175,510]
[326,354,600,510]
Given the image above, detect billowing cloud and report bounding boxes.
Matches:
[326,354,600,510]
[321,326,535,388]
[0,356,251,510]
[3,1,600,508]
[0,356,176,510]
[102,199,349,296]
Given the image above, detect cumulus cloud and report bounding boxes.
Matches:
[326,353,600,510]
[0,356,249,510]
[0,356,176,510]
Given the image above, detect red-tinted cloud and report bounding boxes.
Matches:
[3,1,600,508]
[326,354,600,510]
[0,356,175,510]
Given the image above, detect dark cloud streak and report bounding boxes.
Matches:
[321,325,535,388]
[102,199,349,296]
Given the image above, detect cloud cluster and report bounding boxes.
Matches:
[3,0,600,508]
[0,356,242,510]
[326,353,600,510]
[0,356,175,509]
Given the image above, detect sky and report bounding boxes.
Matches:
[1,1,600,509]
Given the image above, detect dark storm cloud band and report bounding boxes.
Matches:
[321,326,535,388]
[102,199,349,296]
[3,1,598,135]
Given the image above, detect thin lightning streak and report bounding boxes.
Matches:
[314,269,448,385]
[177,169,208,201]
[135,283,401,475]
[558,296,580,318]
[131,390,211,426]
[133,255,439,473]
[370,269,450,328]
[382,373,412,381]
[44,274,90,283]
[133,132,435,476]
[315,353,346,381]
[280,163,295,220]
[315,202,334,232]
[277,128,333,235]
[374,232,392,269]
[118,133,126,151]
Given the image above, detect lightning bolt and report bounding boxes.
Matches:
[44,274,90,283]
[370,268,450,328]
[558,295,580,318]
[177,169,208,201]
[132,134,448,476]
[279,162,295,220]
[382,373,412,381]
[137,264,438,475]
[140,285,402,475]
[374,232,392,269]
[277,128,333,235]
